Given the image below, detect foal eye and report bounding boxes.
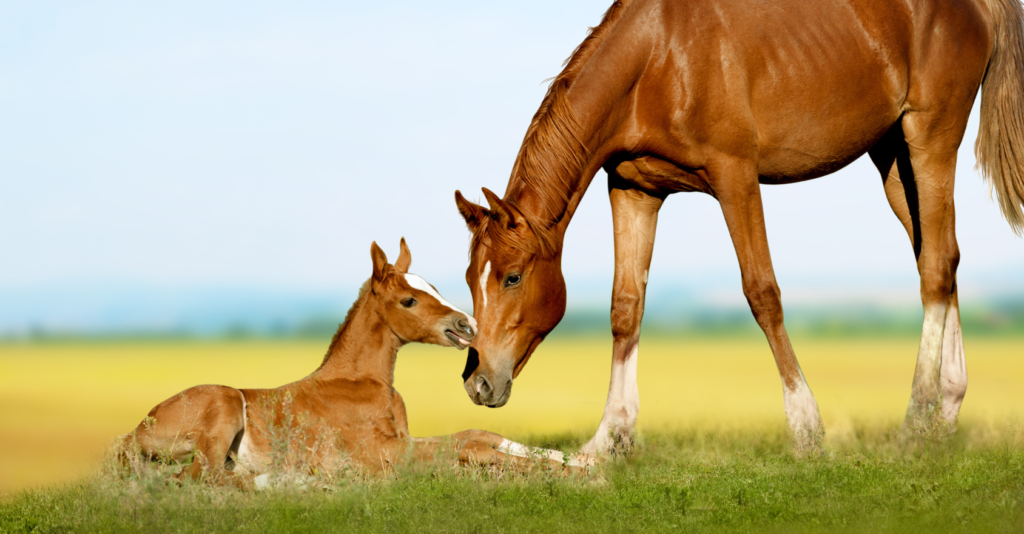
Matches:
[401,298,417,308]
[504,274,522,287]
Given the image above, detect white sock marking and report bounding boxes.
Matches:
[582,341,640,455]
[478,261,491,310]
[918,303,947,383]
[782,370,820,441]
[498,438,567,464]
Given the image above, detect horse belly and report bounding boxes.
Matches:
[733,0,909,182]
[755,117,896,184]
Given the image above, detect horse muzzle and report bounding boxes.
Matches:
[461,348,512,407]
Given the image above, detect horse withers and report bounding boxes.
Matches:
[118,239,573,484]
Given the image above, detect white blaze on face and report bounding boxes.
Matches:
[404,274,470,317]
[478,261,491,310]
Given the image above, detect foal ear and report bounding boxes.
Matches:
[370,241,390,282]
[455,190,484,232]
[394,237,412,273]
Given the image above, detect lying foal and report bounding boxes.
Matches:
[120,239,565,481]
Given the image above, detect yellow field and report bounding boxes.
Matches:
[2,335,1022,494]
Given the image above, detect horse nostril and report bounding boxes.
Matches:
[475,375,492,398]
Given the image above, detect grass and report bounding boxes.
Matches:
[1,425,1023,533]
[2,334,1024,532]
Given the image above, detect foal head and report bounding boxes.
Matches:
[454,189,567,407]
[369,238,477,349]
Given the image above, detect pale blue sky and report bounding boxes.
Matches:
[2,1,1022,332]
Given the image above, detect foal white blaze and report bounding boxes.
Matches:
[404,273,476,332]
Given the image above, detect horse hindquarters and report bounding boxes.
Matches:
[125,384,246,480]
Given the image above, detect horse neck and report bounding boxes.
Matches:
[312,293,401,385]
[504,3,641,238]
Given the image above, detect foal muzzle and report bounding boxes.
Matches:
[444,315,476,349]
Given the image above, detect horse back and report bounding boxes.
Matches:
[611,0,992,181]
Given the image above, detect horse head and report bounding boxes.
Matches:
[454,188,567,407]
[369,238,477,349]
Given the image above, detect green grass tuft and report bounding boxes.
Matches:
[2,423,1022,533]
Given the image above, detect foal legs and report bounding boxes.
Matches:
[869,120,967,429]
[715,159,823,450]
[124,385,246,481]
[581,182,663,456]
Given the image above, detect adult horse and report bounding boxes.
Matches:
[454,0,1024,453]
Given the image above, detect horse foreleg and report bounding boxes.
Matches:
[580,184,663,457]
[716,159,823,451]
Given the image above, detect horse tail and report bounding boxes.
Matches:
[976,0,1024,235]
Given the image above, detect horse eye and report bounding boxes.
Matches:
[401,298,417,308]
[504,274,521,287]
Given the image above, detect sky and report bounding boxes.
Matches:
[1,1,1022,334]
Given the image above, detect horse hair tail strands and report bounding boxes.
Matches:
[976,0,1024,236]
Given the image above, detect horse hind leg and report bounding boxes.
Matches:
[868,126,962,428]
[870,114,967,431]
[939,292,967,422]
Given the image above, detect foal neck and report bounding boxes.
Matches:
[313,287,401,385]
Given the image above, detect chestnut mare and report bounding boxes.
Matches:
[455,0,1024,453]
[121,240,562,481]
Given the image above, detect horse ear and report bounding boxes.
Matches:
[481,187,524,230]
[394,237,412,273]
[455,190,485,232]
[370,241,389,282]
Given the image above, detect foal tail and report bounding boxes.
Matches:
[976,0,1024,236]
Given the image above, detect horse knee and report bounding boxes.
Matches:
[610,291,643,339]
[743,279,783,329]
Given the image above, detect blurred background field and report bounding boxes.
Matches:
[3,332,1023,495]
[3,0,1024,509]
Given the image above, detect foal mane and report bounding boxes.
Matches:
[319,278,372,367]
[484,0,632,256]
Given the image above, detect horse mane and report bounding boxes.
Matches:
[319,278,372,367]
[481,0,632,256]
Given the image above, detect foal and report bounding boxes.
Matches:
[120,239,558,481]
